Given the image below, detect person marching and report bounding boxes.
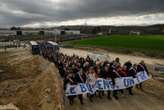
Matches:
[103,63,112,99]
[97,61,106,98]
[114,57,127,94]
[75,68,87,105]
[136,60,149,90]
[64,72,76,105]
[124,61,132,71]
[86,66,98,102]
[57,59,65,78]
[108,61,120,100]
[127,64,137,95]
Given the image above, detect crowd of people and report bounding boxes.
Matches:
[56,53,149,105]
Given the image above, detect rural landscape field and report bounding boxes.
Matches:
[64,35,164,58]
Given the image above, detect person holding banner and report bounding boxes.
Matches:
[122,60,133,94]
[116,64,128,77]
[64,72,76,105]
[86,66,98,102]
[115,63,128,94]
[127,64,137,95]
[96,61,105,98]
[115,57,121,66]
[136,60,149,90]
[108,62,120,100]
[75,68,87,105]
[124,61,132,71]
[114,57,128,95]
[101,63,110,99]
[56,53,150,105]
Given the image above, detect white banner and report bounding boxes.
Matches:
[65,71,150,96]
[88,53,111,62]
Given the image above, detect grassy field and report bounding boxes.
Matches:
[63,35,164,57]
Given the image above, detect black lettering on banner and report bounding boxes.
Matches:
[140,72,147,80]
[66,71,149,96]
[103,79,114,90]
[70,86,76,95]
[86,83,93,93]
[80,84,87,93]
[103,80,110,90]
[124,78,135,88]
[96,80,103,90]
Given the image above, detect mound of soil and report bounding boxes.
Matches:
[0,48,64,110]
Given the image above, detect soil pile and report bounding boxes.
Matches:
[0,48,64,110]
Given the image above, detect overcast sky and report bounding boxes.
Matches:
[0,0,164,28]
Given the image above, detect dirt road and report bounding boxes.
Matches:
[65,85,164,110]
[61,48,164,110]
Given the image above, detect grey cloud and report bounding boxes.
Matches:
[0,0,164,27]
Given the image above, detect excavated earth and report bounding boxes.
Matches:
[0,48,64,110]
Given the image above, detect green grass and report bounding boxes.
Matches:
[63,35,164,57]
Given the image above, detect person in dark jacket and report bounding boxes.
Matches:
[103,64,111,99]
[137,60,149,73]
[108,62,120,100]
[74,68,86,104]
[127,64,137,95]
[115,57,121,66]
[115,63,127,94]
[58,60,65,78]
[136,60,149,90]
[124,61,132,71]
[95,63,105,98]
[64,73,76,105]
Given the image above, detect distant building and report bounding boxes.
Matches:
[44,29,61,36]
[21,29,80,36]
[64,30,80,35]
[0,30,16,36]
[15,29,60,36]
[0,29,81,37]
[22,30,39,36]
[129,31,141,35]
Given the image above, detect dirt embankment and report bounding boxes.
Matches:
[0,48,64,110]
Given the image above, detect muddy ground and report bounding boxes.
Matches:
[0,48,64,110]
